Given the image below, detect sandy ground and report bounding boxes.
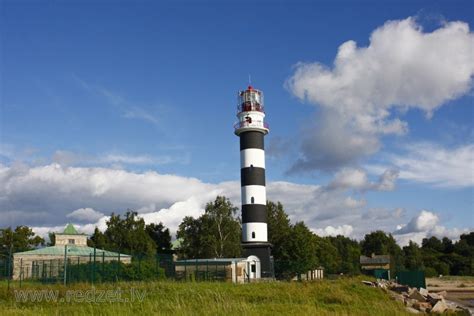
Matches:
[427,276,474,312]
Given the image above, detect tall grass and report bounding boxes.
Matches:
[0,277,410,315]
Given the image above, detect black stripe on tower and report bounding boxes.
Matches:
[241,167,266,186]
[242,204,267,222]
[240,131,264,150]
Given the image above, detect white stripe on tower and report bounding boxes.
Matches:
[241,185,266,205]
[240,149,265,168]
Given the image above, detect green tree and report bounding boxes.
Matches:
[422,236,444,252]
[47,232,56,246]
[285,222,317,279]
[361,230,404,271]
[103,210,156,256]
[266,201,291,257]
[442,237,454,253]
[452,235,474,275]
[266,201,292,277]
[146,222,172,254]
[327,235,361,275]
[176,216,203,259]
[0,226,45,255]
[314,235,340,274]
[403,241,423,270]
[88,227,108,249]
[176,196,241,259]
[460,232,474,246]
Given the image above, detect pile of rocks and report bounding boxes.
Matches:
[362,280,470,314]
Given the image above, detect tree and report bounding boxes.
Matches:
[314,235,340,274]
[0,226,45,255]
[452,236,474,275]
[327,235,361,275]
[146,222,172,254]
[176,216,203,259]
[285,222,318,279]
[47,232,56,246]
[88,228,108,249]
[460,232,474,247]
[442,237,454,253]
[201,196,241,258]
[403,241,423,270]
[266,201,293,276]
[103,210,156,256]
[422,236,444,253]
[361,230,404,271]
[176,196,241,259]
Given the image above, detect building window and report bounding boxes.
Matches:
[68,239,75,245]
[251,264,256,273]
[251,197,255,204]
[252,232,255,239]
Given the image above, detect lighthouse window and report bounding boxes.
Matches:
[251,197,255,204]
[252,232,255,239]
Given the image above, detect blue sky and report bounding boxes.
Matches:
[1,0,473,244]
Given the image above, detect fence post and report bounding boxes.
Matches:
[184,260,187,281]
[195,259,198,282]
[118,251,121,282]
[102,251,105,282]
[89,253,92,283]
[63,245,68,286]
[234,261,237,284]
[19,258,23,287]
[138,254,142,281]
[7,244,12,291]
[93,247,96,284]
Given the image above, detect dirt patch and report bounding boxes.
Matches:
[427,277,474,312]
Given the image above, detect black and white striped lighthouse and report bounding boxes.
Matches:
[234,85,272,277]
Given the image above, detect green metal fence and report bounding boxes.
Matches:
[25,253,167,284]
[174,260,230,282]
[396,270,426,289]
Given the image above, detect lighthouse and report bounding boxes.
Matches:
[234,85,272,278]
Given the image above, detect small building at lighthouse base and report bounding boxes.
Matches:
[174,255,261,283]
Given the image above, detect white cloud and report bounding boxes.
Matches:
[330,168,368,190]
[393,210,471,246]
[329,167,399,191]
[67,208,104,222]
[0,163,371,237]
[0,163,469,244]
[368,142,474,188]
[394,210,439,234]
[122,106,160,126]
[376,169,399,191]
[51,150,189,167]
[314,225,354,237]
[286,17,474,171]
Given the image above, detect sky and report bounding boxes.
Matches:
[1,0,473,246]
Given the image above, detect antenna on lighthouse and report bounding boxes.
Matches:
[248,74,251,86]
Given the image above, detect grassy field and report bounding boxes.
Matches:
[0,277,411,315]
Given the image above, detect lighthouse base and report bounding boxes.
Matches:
[242,242,273,278]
